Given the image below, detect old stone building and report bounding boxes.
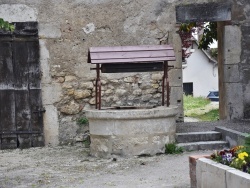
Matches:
[0,0,249,146]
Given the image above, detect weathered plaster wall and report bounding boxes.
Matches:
[0,0,216,145]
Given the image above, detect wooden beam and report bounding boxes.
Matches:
[176,2,232,23]
[217,22,226,120]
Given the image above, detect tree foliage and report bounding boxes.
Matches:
[198,22,217,50]
[178,22,217,58]
[0,18,15,32]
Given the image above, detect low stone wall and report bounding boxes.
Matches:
[215,126,247,148]
[85,106,178,158]
[190,156,250,188]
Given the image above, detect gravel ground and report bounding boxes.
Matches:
[0,146,212,188]
[1,100,249,188]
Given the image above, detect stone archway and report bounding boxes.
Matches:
[176,1,248,120]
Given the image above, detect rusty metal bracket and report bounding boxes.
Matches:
[0,131,43,135]
[33,107,46,117]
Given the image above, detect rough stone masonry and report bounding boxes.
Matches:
[0,0,249,146]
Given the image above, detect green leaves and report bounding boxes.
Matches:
[77,117,89,125]
[198,22,217,50]
[0,18,15,32]
[178,22,217,51]
[179,22,198,33]
[165,143,183,154]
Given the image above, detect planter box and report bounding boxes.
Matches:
[190,156,250,188]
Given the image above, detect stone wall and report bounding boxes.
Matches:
[231,0,250,119]
[0,0,217,145]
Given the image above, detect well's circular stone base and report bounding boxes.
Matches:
[85,106,178,158]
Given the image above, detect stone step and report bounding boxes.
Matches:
[176,131,222,143]
[177,141,229,151]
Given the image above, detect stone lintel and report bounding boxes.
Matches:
[176,2,232,23]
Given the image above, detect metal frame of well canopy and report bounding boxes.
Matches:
[87,45,176,110]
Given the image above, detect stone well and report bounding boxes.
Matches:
[85,106,178,158]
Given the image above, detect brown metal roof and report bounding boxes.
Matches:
[88,45,176,64]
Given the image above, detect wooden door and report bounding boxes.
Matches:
[0,22,44,149]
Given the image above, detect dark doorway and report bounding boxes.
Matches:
[0,22,44,149]
[183,83,193,96]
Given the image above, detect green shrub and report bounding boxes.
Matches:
[77,117,89,125]
[165,143,183,154]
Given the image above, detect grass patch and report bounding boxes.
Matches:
[183,95,210,111]
[190,109,219,121]
[183,95,219,121]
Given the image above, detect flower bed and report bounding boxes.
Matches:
[211,146,250,174]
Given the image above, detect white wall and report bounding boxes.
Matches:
[183,43,218,97]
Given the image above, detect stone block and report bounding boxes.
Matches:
[142,94,153,102]
[169,33,182,69]
[224,25,241,65]
[224,65,240,83]
[55,77,65,83]
[196,158,231,188]
[39,40,52,84]
[89,117,176,136]
[225,83,244,120]
[90,136,112,158]
[39,23,62,38]
[142,88,157,94]
[169,69,182,87]
[74,90,91,99]
[151,83,160,89]
[241,66,250,85]
[42,83,62,105]
[189,155,210,188]
[133,89,142,96]
[176,2,231,22]
[62,83,73,89]
[67,89,74,95]
[231,3,246,21]
[170,86,183,106]
[80,82,94,89]
[124,77,135,83]
[241,24,250,64]
[43,105,59,146]
[226,169,250,188]
[215,126,246,148]
[0,4,37,22]
[151,73,163,81]
[60,101,80,115]
[111,135,167,157]
[89,98,96,105]
[65,76,77,82]
[176,131,222,143]
[115,89,127,96]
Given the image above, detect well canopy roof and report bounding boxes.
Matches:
[88,45,176,64]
